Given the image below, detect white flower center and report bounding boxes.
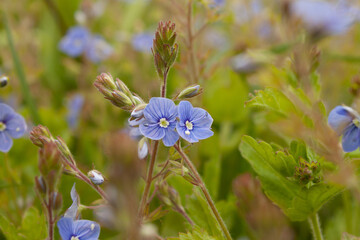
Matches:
[159,118,169,128]
[185,121,193,135]
[353,119,360,127]
[71,237,79,240]
[0,122,6,131]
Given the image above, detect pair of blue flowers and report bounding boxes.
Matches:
[59,26,113,63]
[138,98,214,147]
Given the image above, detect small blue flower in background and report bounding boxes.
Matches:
[132,33,153,53]
[57,217,100,240]
[85,35,113,63]
[59,26,91,57]
[0,103,27,153]
[328,105,360,152]
[291,0,355,37]
[139,97,179,147]
[210,0,225,8]
[67,94,84,130]
[176,101,213,143]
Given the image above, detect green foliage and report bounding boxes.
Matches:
[169,227,218,240]
[239,135,344,221]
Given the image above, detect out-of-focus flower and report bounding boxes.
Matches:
[0,103,27,152]
[57,217,100,240]
[86,35,113,63]
[139,98,179,147]
[88,170,105,185]
[291,0,355,37]
[59,26,91,57]
[67,94,84,130]
[209,0,225,8]
[132,33,153,52]
[176,101,213,143]
[231,53,262,74]
[328,105,360,152]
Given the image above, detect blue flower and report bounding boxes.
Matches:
[210,0,225,8]
[59,26,91,57]
[64,184,80,220]
[57,217,100,240]
[291,0,355,37]
[132,33,153,53]
[0,103,27,152]
[139,98,179,147]
[85,35,113,63]
[67,94,84,130]
[328,105,360,152]
[176,101,213,143]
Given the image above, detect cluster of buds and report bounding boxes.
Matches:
[94,73,144,111]
[35,142,63,221]
[152,21,179,78]
[294,158,321,185]
[174,85,203,100]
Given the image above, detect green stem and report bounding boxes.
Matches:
[3,14,41,124]
[174,143,232,240]
[309,213,324,240]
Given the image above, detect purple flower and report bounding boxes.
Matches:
[0,103,26,152]
[85,35,113,63]
[59,26,91,57]
[328,105,360,152]
[291,0,355,37]
[132,33,153,52]
[139,98,179,147]
[176,101,213,143]
[57,217,100,240]
[67,94,84,130]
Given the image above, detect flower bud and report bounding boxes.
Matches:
[0,75,8,88]
[176,85,203,99]
[96,73,117,91]
[138,137,148,159]
[35,176,47,194]
[30,125,53,147]
[50,192,63,211]
[88,170,105,185]
[131,103,147,118]
[38,142,62,176]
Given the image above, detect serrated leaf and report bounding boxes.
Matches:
[168,227,218,240]
[239,135,344,221]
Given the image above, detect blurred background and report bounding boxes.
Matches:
[1,0,360,239]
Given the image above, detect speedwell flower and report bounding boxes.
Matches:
[59,26,91,57]
[328,105,360,152]
[139,97,179,147]
[0,103,27,152]
[85,35,113,63]
[57,217,100,240]
[176,101,213,143]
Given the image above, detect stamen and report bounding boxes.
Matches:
[159,118,169,128]
[0,122,6,131]
[353,119,360,127]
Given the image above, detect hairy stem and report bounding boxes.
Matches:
[138,140,159,220]
[174,143,232,240]
[309,213,324,240]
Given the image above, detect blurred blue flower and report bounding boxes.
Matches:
[210,0,225,8]
[0,103,27,153]
[132,33,153,52]
[57,217,100,240]
[85,35,113,63]
[328,105,360,152]
[139,98,179,147]
[176,101,213,143]
[67,94,84,130]
[291,0,355,37]
[59,26,91,57]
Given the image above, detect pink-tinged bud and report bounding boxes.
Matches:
[35,176,47,194]
[30,125,52,147]
[96,73,117,90]
[131,103,147,118]
[50,192,63,211]
[38,142,62,176]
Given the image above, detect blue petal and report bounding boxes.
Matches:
[192,128,214,140]
[57,217,74,240]
[138,139,148,159]
[59,27,90,57]
[162,128,180,147]
[64,183,79,220]
[328,106,354,135]
[5,113,26,138]
[176,124,198,143]
[192,110,213,129]
[178,101,193,122]
[0,103,15,121]
[342,125,360,152]
[73,220,100,240]
[139,122,165,140]
[0,132,13,153]
[144,98,177,123]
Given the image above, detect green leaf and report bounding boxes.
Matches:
[245,87,297,116]
[343,233,360,240]
[19,207,47,239]
[239,135,344,221]
[168,227,218,240]
[203,155,221,200]
[0,214,24,240]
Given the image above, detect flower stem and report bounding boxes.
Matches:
[309,213,324,240]
[174,143,232,240]
[138,140,159,220]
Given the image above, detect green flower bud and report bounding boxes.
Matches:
[176,85,203,99]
